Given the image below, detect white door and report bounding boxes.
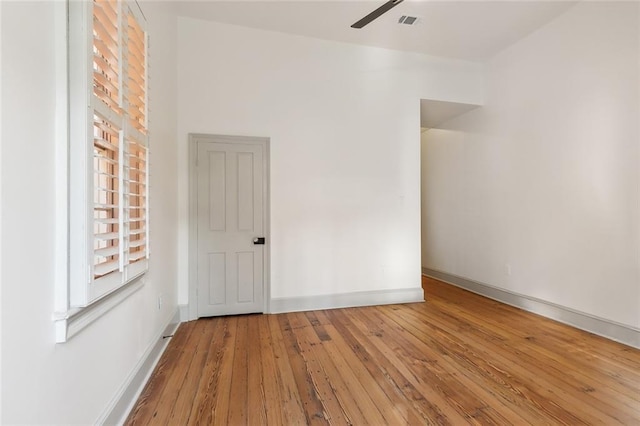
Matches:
[195,136,266,317]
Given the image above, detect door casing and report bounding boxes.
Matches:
[188,133,270,320]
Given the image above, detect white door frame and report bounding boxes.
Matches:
[188,133,271,320]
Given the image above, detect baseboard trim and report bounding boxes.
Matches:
[269,287,424,314]
[422,267,640,349]
[97,308,181,425]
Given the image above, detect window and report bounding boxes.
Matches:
[68,0,149,307]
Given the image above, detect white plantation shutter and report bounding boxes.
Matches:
[69,0,148,306]
[124,6,149,273]
[92,0,122,115]
[125,10,147,135]
[93,113,121,278]
[125,138,148,266]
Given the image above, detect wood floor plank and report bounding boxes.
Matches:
[166,318,217,425]
[264,315,308,424]
[343,306,474,424]
[405,294,640,421]
[185,316,228,425]
[419,279,640,422]
[419,279,640,412]
[361,305,518,425]
[126,320,197,425]
[277,314,329,424]
[316,310,422,425]
[414,286,636,423]
[426,277,640,375]
[299,311,393,425]
[227,315,249,425]
[384,303,600,424]
[126,278,640,425]
[255,315,285,425]
[247,315,268,426]
[209,316,238,425]
[349,305,499,424]
[325,308,457,424]
[286,312,361,424]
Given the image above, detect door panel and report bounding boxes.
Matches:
[208,152,226,231]
[237,152,254,231]
[196,139,265,317]
[208,252,226,305]
[237,251,254,302]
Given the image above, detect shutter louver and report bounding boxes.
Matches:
[92,0,121,115]
[124,6,148,266]
[93,113,121,279]
[125,137,147,263]
[126,10,146,134]
[91,0,123,282]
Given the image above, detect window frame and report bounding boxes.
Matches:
[54,0,149,342]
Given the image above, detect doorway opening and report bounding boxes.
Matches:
[419,98,480,284]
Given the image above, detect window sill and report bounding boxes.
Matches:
[53,275,145,343]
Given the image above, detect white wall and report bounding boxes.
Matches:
[0,2,3,421]
[422,1,640,328]
[0,2,178,423]
[177,18,483,304]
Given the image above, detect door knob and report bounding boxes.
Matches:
[253,237,266,245]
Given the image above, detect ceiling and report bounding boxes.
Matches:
[175,0,578,61]
[420,99,481,128]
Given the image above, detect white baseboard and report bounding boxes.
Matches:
[269,287,424,314]
[422,267,640,349]
[97,308,181,425]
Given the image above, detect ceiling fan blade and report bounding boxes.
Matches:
[351,0,404,29]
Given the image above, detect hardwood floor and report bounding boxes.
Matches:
[126,277,640,425]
